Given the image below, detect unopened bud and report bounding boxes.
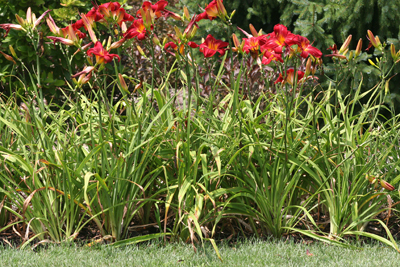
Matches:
[366,174,376,184]
[109,38,126,50]
[9,45,17,58]
[118,73,129,93]
[348,51,354,60]
[367,30,382,51]
[232,33,240,49]
[355,38,362,58]
[339,35,352,54]
[183,6,190,21]
[249,24,258,37]
[216,0,227,18]
[230,10,236,19]
[15,14,25,26]
[188,25,197,39]
[391,44,396,59]
[121,22,127,34]
[305,57,312,76]
[137,45,146,57]
[174,25,183,39]
[107,36,112,50]
[0,51,16,64]
[380,180,395,191]
[153,35,160,46]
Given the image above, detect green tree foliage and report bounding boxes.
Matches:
[281,0,400,49]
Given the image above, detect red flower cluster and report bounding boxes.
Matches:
[238,24,322,65]
[124,1,180,41]
[196,0,227,22]
[74,1,134,29]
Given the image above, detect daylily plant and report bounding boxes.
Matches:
[0,7,50,35]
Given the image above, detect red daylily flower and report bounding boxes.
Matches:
[124,19,149,40]
[164,40,198,56]
[195,12,214,22]
[138,1,168,18]
[47,24,85,46]
[263,24,295,54]
[275,69,305,85]
[60,23,86,39]
[74,6,105,29]
[99,2,121,13]
[136,1,181,20]
[195,34,228,57]
[196,0,226,21]
[87,41,120,64]
[243,35,268,57]
[262,50,283,65]
[205,0,219,18]
[98,2,134,26]
[164,41,184,56]
[289,35,322,58]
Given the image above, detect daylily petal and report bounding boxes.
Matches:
[47,36,75,46]
[33,9,51,29]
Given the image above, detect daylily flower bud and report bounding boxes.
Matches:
[82,14,97,43]
[140,8,153,31]
[15,14,25,26]
[183,6,190,21]
[47,36,75,46]
[188,25,197,39]
[216,0,227,18]
[137,45,146,57]
[121,22,127,34]
[118,73,129,93]
[348,51,354,60]
[232,33,240,49]
[109,38,125,50]
[367,30,382,51]
[0,51,16,64]
[153,35,160,46]
[231,33,244,54]
[72,66,95,78]
[174,25,183,39]
[339,35,352,54]
[385,79,390,95]
[305,57,312,77]
[355,38,362,58]
[26,7,32,25]
[107,36,112,50]
[380,180,395,191]
[230,10,236,19]
[391,44,396,59]
[249,24,258,37]
[375,36,381,46]
[46,16,60,35]
[9,45,17,58]
[390,43,400,63]
[73,71,92,86]
[366,174,377,185]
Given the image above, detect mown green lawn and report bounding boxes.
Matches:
[1,239,399,267]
